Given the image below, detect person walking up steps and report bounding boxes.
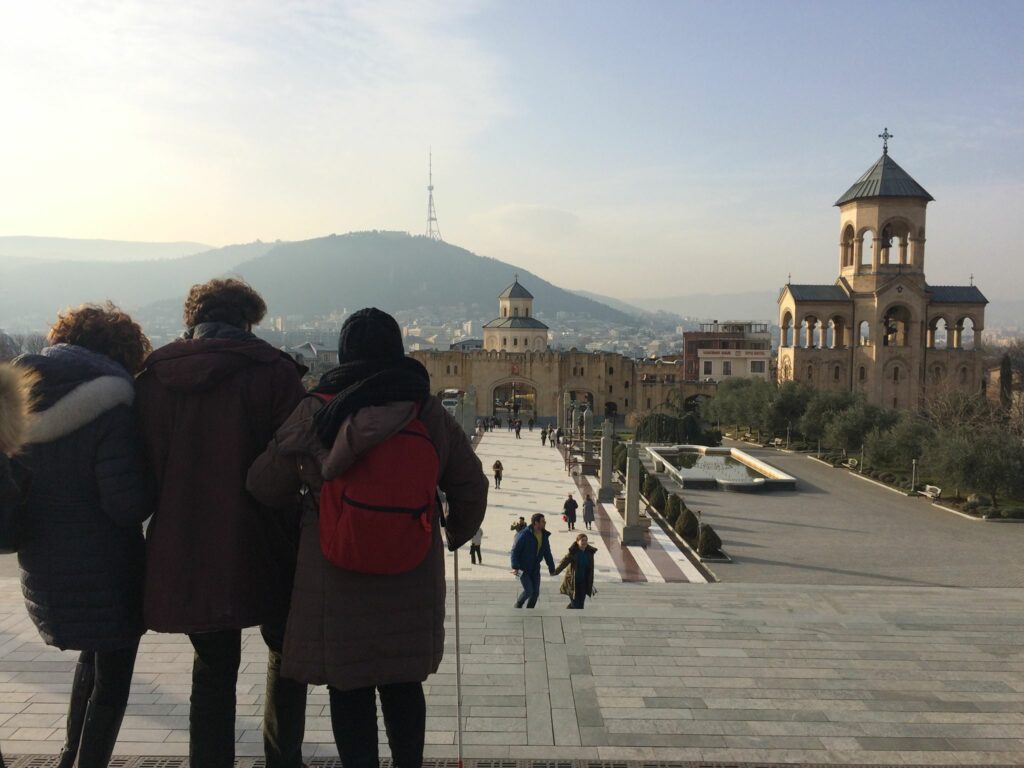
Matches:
[583,494,596,531]
[563,493,579,531]
[470,527,484,564]
[510,513,555,609]
[492,459,503,489]
[554,534,598,609]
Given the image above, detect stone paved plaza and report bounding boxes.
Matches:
[3,429,1024,765]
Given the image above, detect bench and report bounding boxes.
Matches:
[922,484,941,500]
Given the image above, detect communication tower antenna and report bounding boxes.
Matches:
[426,150,443,241]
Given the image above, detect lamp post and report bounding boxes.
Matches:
[911,458,918,496]
[786,422,791,449]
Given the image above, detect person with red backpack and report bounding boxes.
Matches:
[248,307,488,768]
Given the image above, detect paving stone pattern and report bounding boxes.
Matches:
[3,579,1024,764]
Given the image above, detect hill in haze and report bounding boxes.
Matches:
[0,232,634,330]
[0,236,212,262]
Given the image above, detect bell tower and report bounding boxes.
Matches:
[836,129,933,292]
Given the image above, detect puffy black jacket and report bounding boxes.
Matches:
[16,345,149,651]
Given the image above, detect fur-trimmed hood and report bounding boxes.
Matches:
[0,362,38,454]
[16,345,135,445]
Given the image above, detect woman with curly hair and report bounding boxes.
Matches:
[13,303,152,768]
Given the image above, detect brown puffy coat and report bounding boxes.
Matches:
[247,395,487,691]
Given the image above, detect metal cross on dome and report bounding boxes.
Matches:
[878,127,894,154]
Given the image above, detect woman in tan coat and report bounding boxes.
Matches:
[247,308,487,768]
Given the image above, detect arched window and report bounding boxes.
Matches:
[580,367,585,376]
[525,308,529,317]
[841,224,856,268]
[513,337,518,346]
[454,365,458,374]
[806,365,813,381]
[625,398,629,407]
[624,381,629,389]
[861,230,874,268]
[514,307,519,317]
[958,317,976,350]
[859,320,871,346]
[446,365,451,374]
[608,385,613,394]
[502,337,507,347]
[858,366,866,382]
[892,366,900,383]
[960,366,968,384]
[833,365,840,382]
[502,308,507,318]
[608,366,614,375]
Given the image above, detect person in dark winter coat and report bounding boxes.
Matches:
[492,459,503,489]
[247,307,488,768]
[554,534,598,609]
[135,279,308,768]
[13,304,151,768]
[510,513,556,608]
[540,427,547,446]
[582,494,596,530]
[563,493,579,530]
[510,516,527,534]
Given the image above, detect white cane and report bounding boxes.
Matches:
[453,545,464,767]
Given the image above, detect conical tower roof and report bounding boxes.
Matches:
[835,153,934,206]
[499,278,533,299]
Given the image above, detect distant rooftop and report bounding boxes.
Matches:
[835,153,934,206]
[928,285,988,304]
[483,316,549,330]
[783,284,850,302]
[499,278,533,299]
[694,321,770,334]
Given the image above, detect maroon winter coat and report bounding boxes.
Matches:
[135,335,306,633]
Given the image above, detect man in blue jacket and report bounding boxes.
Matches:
[510,513,556,608]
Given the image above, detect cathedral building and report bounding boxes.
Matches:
[413,280,713,422]
[778,138,987,410]
[482,278,550,352]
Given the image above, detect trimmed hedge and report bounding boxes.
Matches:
[697,523,723,557]
[674,508,700,547]
[650,484,667,512]
[665,494,682,525]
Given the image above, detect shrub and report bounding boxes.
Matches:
[881,472,896,484]
[674,508,700,547]
[1001,507,1024,519]
[650,484,667,512]
[697,523,723,557]
[665,494,682,525]
[643,474,660,497]
[615,451,627,475]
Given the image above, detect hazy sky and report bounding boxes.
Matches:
[1,0,1021,299]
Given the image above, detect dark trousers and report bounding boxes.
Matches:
[77,643,139,707]
[494,473,501,488]
[470,544,482,564]
[188,624,306,768]
[515,569,541,608]
[571,574,589,609]
[329,682,425,768]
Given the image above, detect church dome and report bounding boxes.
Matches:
[835,153,934,206]
[499,279,534,299]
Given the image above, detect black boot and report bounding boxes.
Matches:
[77,702,126,768]
[57,658,96,768]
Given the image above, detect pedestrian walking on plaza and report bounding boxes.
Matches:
[583,494,596,530]
[470,527,484,564]
[510,513,556,608]
[514,421,522,439]
[528,417,534,431]
[563,493,579,530]
[554,534,598,609]
[492,459,503,489]
[247,307,487,768]
[136,279,308,768]
[540,427,548,446]
[10,305,152,768]
[510,516,527,534]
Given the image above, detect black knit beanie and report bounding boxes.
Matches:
[337,307,405,363]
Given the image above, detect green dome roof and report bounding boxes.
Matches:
[835,153,934,206]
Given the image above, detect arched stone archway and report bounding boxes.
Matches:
[491,378,538,419]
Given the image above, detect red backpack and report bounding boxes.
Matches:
[315,395,440,574]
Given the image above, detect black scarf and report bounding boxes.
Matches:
[311,356,431,447]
